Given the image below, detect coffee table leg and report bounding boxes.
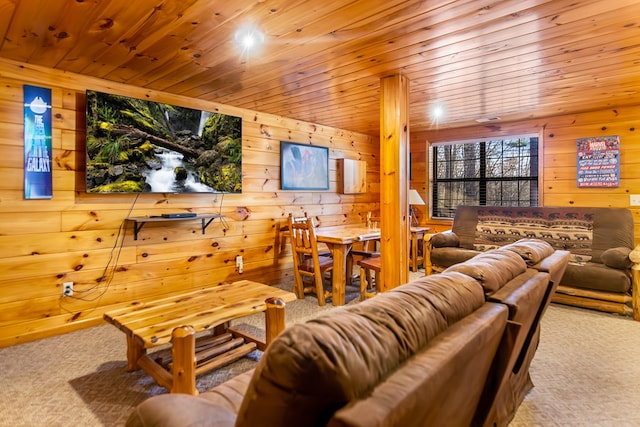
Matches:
[264,297,286,346]
[171,325,198,395]
[126,334,146,371]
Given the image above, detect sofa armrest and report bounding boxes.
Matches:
[126,394,237,427]
[423,230,456,275]
[601,247,633,270]
[429,230,460,248]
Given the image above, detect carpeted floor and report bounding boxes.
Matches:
[508,303,640,427]
[2,277,640,426]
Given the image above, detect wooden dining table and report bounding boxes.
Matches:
[314,224,381,306]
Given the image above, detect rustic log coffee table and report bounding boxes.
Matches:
[104,280,297,395]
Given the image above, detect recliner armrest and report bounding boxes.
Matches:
[529,250,570,288]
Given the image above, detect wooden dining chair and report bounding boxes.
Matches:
[288,212,332,256]
[355,211,383,300]
[366,211,380,230]
[357,256,381,300]
[288,213,333,306]
[347,211,381,279]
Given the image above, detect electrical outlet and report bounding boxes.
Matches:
[62,282,74,297]
[236,255,244,274]
[630,194,640,206]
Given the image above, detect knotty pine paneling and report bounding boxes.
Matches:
[0,230,118,258]
[2,1,640,136]
[0,59,379,347]
[416,107,640,247]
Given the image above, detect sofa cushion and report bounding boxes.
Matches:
[471,207,594,263]
[234,272,485,427]
[451,206,480,250]
[126,393,238,427]
[561,262,632,293]
[198,369,255,412]
[125,367,255,427]
[591,208,635,263]
[501,238,555,266]
[601,247,633,270]
[450,206,634,267]
[444,249,527,294]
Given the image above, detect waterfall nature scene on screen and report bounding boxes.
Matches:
[85,90,242,194]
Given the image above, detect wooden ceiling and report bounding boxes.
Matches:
[1,0,640,137]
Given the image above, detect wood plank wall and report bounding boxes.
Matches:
[0,58,379,347]
[411,109,640,244]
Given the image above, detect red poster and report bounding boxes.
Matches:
[576,136,620,188]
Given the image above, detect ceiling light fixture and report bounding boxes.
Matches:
[429,101,446,127]
[234,24,265,59]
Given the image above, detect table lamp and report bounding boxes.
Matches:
[409,189,425,226]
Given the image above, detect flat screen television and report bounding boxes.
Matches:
[85,90,242,194]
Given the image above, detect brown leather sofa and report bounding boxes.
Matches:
[426,205,639,320]
[126,240,568,427]
[446,240,569,426]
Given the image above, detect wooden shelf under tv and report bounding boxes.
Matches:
[125,214,225,240]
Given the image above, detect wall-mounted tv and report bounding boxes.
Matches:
[85,90,242,194]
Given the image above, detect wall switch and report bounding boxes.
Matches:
[236,255,243,274]
[630,195,640,206]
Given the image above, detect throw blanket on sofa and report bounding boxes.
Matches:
[473,207,593,263]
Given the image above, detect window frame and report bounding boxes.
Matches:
[429,134,541,219]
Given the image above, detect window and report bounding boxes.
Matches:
[431,136,539,219]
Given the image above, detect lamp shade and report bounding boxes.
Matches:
[409,189,425,206]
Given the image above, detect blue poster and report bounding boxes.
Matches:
[24,85,53,199]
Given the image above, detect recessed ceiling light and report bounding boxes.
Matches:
[429,101,446,126]
[234,24,264,57]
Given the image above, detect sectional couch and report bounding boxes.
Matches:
[127,239,569,427]
[426,205,639,320]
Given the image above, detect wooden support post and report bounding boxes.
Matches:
[380,74,410,291]
[171,325,198,395]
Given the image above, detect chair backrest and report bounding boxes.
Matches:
[288,213,331,305]
[291,213,311,225]
[288,214,321,266]
[366,211,380,229]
